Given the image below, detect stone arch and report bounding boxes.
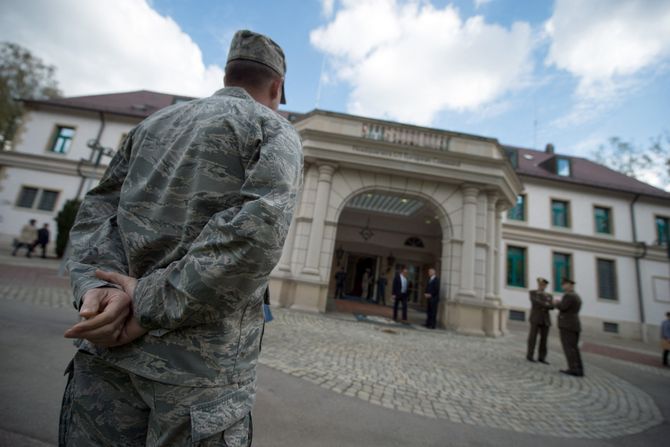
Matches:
[320,169,460,315]
[328,173,456,240]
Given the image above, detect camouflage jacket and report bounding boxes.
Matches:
[67,87,303,386]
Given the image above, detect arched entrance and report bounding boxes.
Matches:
[327,190,450,325]
[269,110,522,337]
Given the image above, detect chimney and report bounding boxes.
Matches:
[545,143,555,154]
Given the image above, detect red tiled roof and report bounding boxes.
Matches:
[23,90,304,122]
[504,145,670,200]
[23,90,195,118]
[21,90,669,199]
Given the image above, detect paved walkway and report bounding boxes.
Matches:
[0,253,667,441]
[260,309,665,439]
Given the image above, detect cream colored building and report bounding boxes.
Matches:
[1,90,668,341]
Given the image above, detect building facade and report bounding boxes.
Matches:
[1,90,668,342]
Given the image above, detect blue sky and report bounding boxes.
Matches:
[152,0,670,164]
[1,0,669,184]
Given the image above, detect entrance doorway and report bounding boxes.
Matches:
[345,254,378,299]
[328,190,445,326]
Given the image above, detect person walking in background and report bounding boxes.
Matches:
[12,219,37,257]
[527,277,553,364]
[661,312,670,367]
[424,268,440,329]
[392,267,409,323]
[334,267,347,299]
[554,278,584,377]
[35,223,50,258]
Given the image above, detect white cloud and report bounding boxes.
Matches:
[310,0,534,125]
[321,0,336,18]
[474,0,492,10]
[545,0,670,98]
[0,0,224,97]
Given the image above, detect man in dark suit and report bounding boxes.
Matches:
[526,277,553,364]
[35,223,50,259]
[555,278,584,377]
[334,267,347,299]
[424,268,440,329]
[392,267,409,322]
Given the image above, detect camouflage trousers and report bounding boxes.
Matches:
[59,351,254,446]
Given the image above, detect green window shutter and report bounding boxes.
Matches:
[597,259,617,300]
[552,200,569,227]
[507,195,525,221]
[595,207,611,234]
[553,253,571,292]
[506,246,526,287]
[51,126,75,154]
[657,217,669,245]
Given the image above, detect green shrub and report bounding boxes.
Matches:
[54,199,81,258]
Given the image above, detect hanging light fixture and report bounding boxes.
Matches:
[359,217,374,241]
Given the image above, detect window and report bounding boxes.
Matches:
[597,259,617,300]
[16,187,39,208]
[603,322,619,334]
[15,186,60,211]
[507,195,526,221]
[551,200,570,228]
[553,252,572,292]
[506,246,526,288]
[556,157,571,176]
[594,206,612,234]
[657,216,669,245]
[509,310,526,321]
[50,126,75,154]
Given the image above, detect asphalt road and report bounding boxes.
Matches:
[1,298,668,446]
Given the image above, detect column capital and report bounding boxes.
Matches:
[486,191,499,211]
[317,163,337,182]
[461,184,479,204]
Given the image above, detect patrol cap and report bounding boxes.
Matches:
[561,277,575,285]
[227,30,287,104]
[536,277,549,284]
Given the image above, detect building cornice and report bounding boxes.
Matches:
[298,129,522,206]
[503,223,668,262]
[0,151,106,179]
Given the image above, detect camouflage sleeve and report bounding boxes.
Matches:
[132,122,303,331]
[66,132,133,310]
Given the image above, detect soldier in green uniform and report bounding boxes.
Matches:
[59,30,303,446]
[555,278,584,377]
[526,277,553,364]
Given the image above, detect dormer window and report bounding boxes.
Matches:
[556,157,571,176]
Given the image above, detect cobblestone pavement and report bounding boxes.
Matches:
[1,265,666,441]
[260,309,665,439]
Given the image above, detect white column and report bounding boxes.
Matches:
[485,192,498,300]
[440,238,451,300]
[302,163,336,275]
[493,202,505,297]
[277,217,297,272]
[457,185,479,299]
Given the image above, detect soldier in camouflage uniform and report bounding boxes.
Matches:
[59,30,303,446]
